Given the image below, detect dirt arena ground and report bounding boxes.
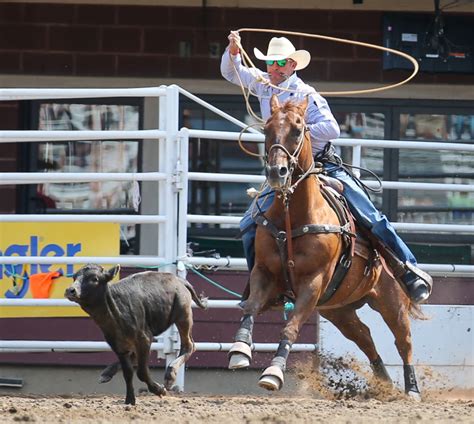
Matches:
[1,354,472,423]
[2,358,473,424]
[1,391,473,424]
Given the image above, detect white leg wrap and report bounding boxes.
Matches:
[228,342,252,369]
[228,341,252,359]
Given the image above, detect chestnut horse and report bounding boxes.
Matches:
[228,95,424,399]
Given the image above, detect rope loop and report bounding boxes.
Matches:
[235,27,419,96]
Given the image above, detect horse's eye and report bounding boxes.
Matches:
[292,127,302,138]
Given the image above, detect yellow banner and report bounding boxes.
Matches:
[0,222,120,318]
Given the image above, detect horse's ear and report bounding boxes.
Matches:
[270,95,280,114]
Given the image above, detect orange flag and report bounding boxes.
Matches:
[29,271,62,299]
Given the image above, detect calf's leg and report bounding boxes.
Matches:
[117,352,136,405]
[135,337,166,397]
[164,318,196,391]
[99,353,137,383]
[99,361,121,383]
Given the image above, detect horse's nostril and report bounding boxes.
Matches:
[279,167,288,177]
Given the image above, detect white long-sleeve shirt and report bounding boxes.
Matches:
[220,48,340,155]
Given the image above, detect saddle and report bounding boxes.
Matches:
[318,177,432,301]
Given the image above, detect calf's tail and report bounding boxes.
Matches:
[183,279,208,310]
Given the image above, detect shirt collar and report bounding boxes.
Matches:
[278,72,298,88]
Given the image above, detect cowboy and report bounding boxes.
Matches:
[220,31,431,303]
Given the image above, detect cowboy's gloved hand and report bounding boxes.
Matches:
[228,30,241,55]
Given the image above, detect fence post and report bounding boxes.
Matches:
[158,84,185,391]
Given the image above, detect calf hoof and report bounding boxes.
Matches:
[149,383,167,397]
[166,384,183,394]
[258,366,284,391]
[125,396,136,405]
[164,368,177,390]
[406,390,422,402]
[98,374,112,384]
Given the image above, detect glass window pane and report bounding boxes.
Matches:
[400,113,474,142]
[398,113,473,225]
[37,104,139,210]
[335,111,386,209]
[35,103,140,254]
[184,104,263,221]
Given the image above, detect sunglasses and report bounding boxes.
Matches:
[266,59,288,67]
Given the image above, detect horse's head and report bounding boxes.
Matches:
[264,95,310,191]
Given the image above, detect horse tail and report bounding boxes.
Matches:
[408,301,429,320]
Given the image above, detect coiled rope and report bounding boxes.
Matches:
[235,27,419,96]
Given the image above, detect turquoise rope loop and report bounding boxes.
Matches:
[283,301,295,320]
[185,265,242,298]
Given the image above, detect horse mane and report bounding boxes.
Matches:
[279,99,306,117]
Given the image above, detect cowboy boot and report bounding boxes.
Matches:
[360,232,432,304]
[402,263,432,304]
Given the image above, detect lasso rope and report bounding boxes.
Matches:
[231,27,419,160]
[235,27,419,96]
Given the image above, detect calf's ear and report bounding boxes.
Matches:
[105,265,121,282]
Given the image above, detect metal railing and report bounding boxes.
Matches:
[0,85,473,390]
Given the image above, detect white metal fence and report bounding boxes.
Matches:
[0,85,473,389]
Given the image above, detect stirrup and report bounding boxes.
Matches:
[407,278,430,304]
[404,262,433,294]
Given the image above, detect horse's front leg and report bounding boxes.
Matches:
[259,281,321,391]
[228,267,276,370]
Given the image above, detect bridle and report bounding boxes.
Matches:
[264,122,318,203]
[263,117,319,301]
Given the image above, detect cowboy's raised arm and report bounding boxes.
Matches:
[221,31,263,88]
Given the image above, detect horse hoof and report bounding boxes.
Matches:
[258,374,282,391]
[259,365,284,391]
[407,391,422,402]
[228,353,250,369]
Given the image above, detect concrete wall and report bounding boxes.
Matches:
[320,305,474,389]
[0,366,295,396]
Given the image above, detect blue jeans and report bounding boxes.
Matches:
[240,164,417,273]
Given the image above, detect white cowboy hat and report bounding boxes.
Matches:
[254,37,311,71]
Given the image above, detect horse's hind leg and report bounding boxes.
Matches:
[319,307,392,384]
[368,271,422,400]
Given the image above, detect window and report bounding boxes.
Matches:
[22,99,143,254]
[397,112,473,226]
[334,110,387,209]
[181,96,263,220]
